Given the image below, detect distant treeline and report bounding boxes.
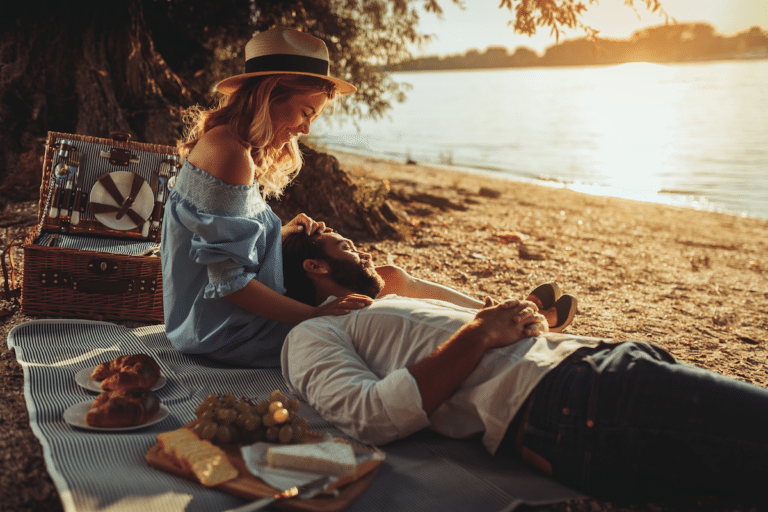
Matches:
[395,23,768,71]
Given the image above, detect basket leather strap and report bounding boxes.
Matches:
[97,172,125,205]
[91,172,147,227]
[90,202,147,227]
[115,172,144,220]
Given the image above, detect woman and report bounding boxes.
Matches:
[161,27,574,368]
[161,27,371,368]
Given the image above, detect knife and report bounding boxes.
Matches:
[74,153,91,226]
[143,166,160,237]
[223,475,330,512]
[58,150,78,220]
[69,152,86,225]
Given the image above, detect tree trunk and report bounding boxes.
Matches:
[0,0,410,240]
[0,0,191,206]
[269,144,413,241]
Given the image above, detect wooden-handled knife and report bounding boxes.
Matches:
[57,150,79,220]
[70,152,86,225]
[143,166,160,237]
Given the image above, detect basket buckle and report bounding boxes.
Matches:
[88,258,118,275]
[99,147,140,166]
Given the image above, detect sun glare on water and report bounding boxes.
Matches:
[568,62,689,203]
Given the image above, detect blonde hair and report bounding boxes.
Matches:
[179,75,337,199]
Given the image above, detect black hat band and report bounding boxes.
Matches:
[245,54,329,76]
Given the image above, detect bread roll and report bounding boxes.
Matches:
[91,353,161,390]
[86,389,160,428]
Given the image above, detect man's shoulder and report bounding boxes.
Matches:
[288,307,352,338]
[286,295,418,340]
[372,294,478,315]
[289,294,473,338]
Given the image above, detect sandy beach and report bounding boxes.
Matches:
[2,149,767,511]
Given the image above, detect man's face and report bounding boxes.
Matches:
[316,232,384,299]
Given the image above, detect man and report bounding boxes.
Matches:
[280,230,768,502]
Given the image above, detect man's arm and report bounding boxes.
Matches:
[282,298,546,446]
[282,318,433,446]
[375,265,484,308]
[408,299,546,415]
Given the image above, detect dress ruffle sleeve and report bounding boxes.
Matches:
[169,160,284,299]
[180,207,271,297]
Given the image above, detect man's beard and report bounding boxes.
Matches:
[327,257,384,299]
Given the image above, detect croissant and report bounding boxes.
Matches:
[91,354,161,390]
[86,389,161,428]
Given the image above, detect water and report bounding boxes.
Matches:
[312,60,768,220]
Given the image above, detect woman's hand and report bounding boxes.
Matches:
[312,294,373,317]
[281,214,330,241]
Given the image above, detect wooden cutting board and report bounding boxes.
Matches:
[145,433,382,512]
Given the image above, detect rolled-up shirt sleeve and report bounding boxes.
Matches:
[282,319,430,446]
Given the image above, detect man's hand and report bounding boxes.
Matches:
[408,296,547,416]
[473,298,548,349]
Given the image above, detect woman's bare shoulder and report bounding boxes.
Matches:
[188,126,254,185]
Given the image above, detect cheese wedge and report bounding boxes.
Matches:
[267,440,356,476]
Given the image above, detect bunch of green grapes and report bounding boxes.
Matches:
[191,390,309,445]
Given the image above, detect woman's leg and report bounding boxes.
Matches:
[517,341,768,501]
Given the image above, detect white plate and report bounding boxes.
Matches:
[241,439,385,493]
[63,401,170,431]
[89,171,154,231]
[75,366,167,393]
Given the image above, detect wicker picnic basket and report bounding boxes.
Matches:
[2,131,180,323]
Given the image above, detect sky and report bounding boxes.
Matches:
[413,0,768,56]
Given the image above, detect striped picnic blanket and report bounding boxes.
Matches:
[8,319,581,511]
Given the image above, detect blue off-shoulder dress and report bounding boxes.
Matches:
[160,159,293,368]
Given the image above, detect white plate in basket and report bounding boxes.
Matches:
[89,171,154,231]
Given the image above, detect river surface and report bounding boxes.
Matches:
[313,60,768,220]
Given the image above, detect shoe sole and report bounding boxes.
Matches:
[553,294,578,330]
[527,282,562,311]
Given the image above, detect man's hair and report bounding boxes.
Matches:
[282,231,327,306]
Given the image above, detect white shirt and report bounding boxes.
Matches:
[282,295,603,454]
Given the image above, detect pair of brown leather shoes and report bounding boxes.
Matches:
[528,283,578,331]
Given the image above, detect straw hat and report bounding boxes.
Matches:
[215,27,356,96]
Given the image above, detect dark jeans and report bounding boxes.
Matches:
[506,341,768,501]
